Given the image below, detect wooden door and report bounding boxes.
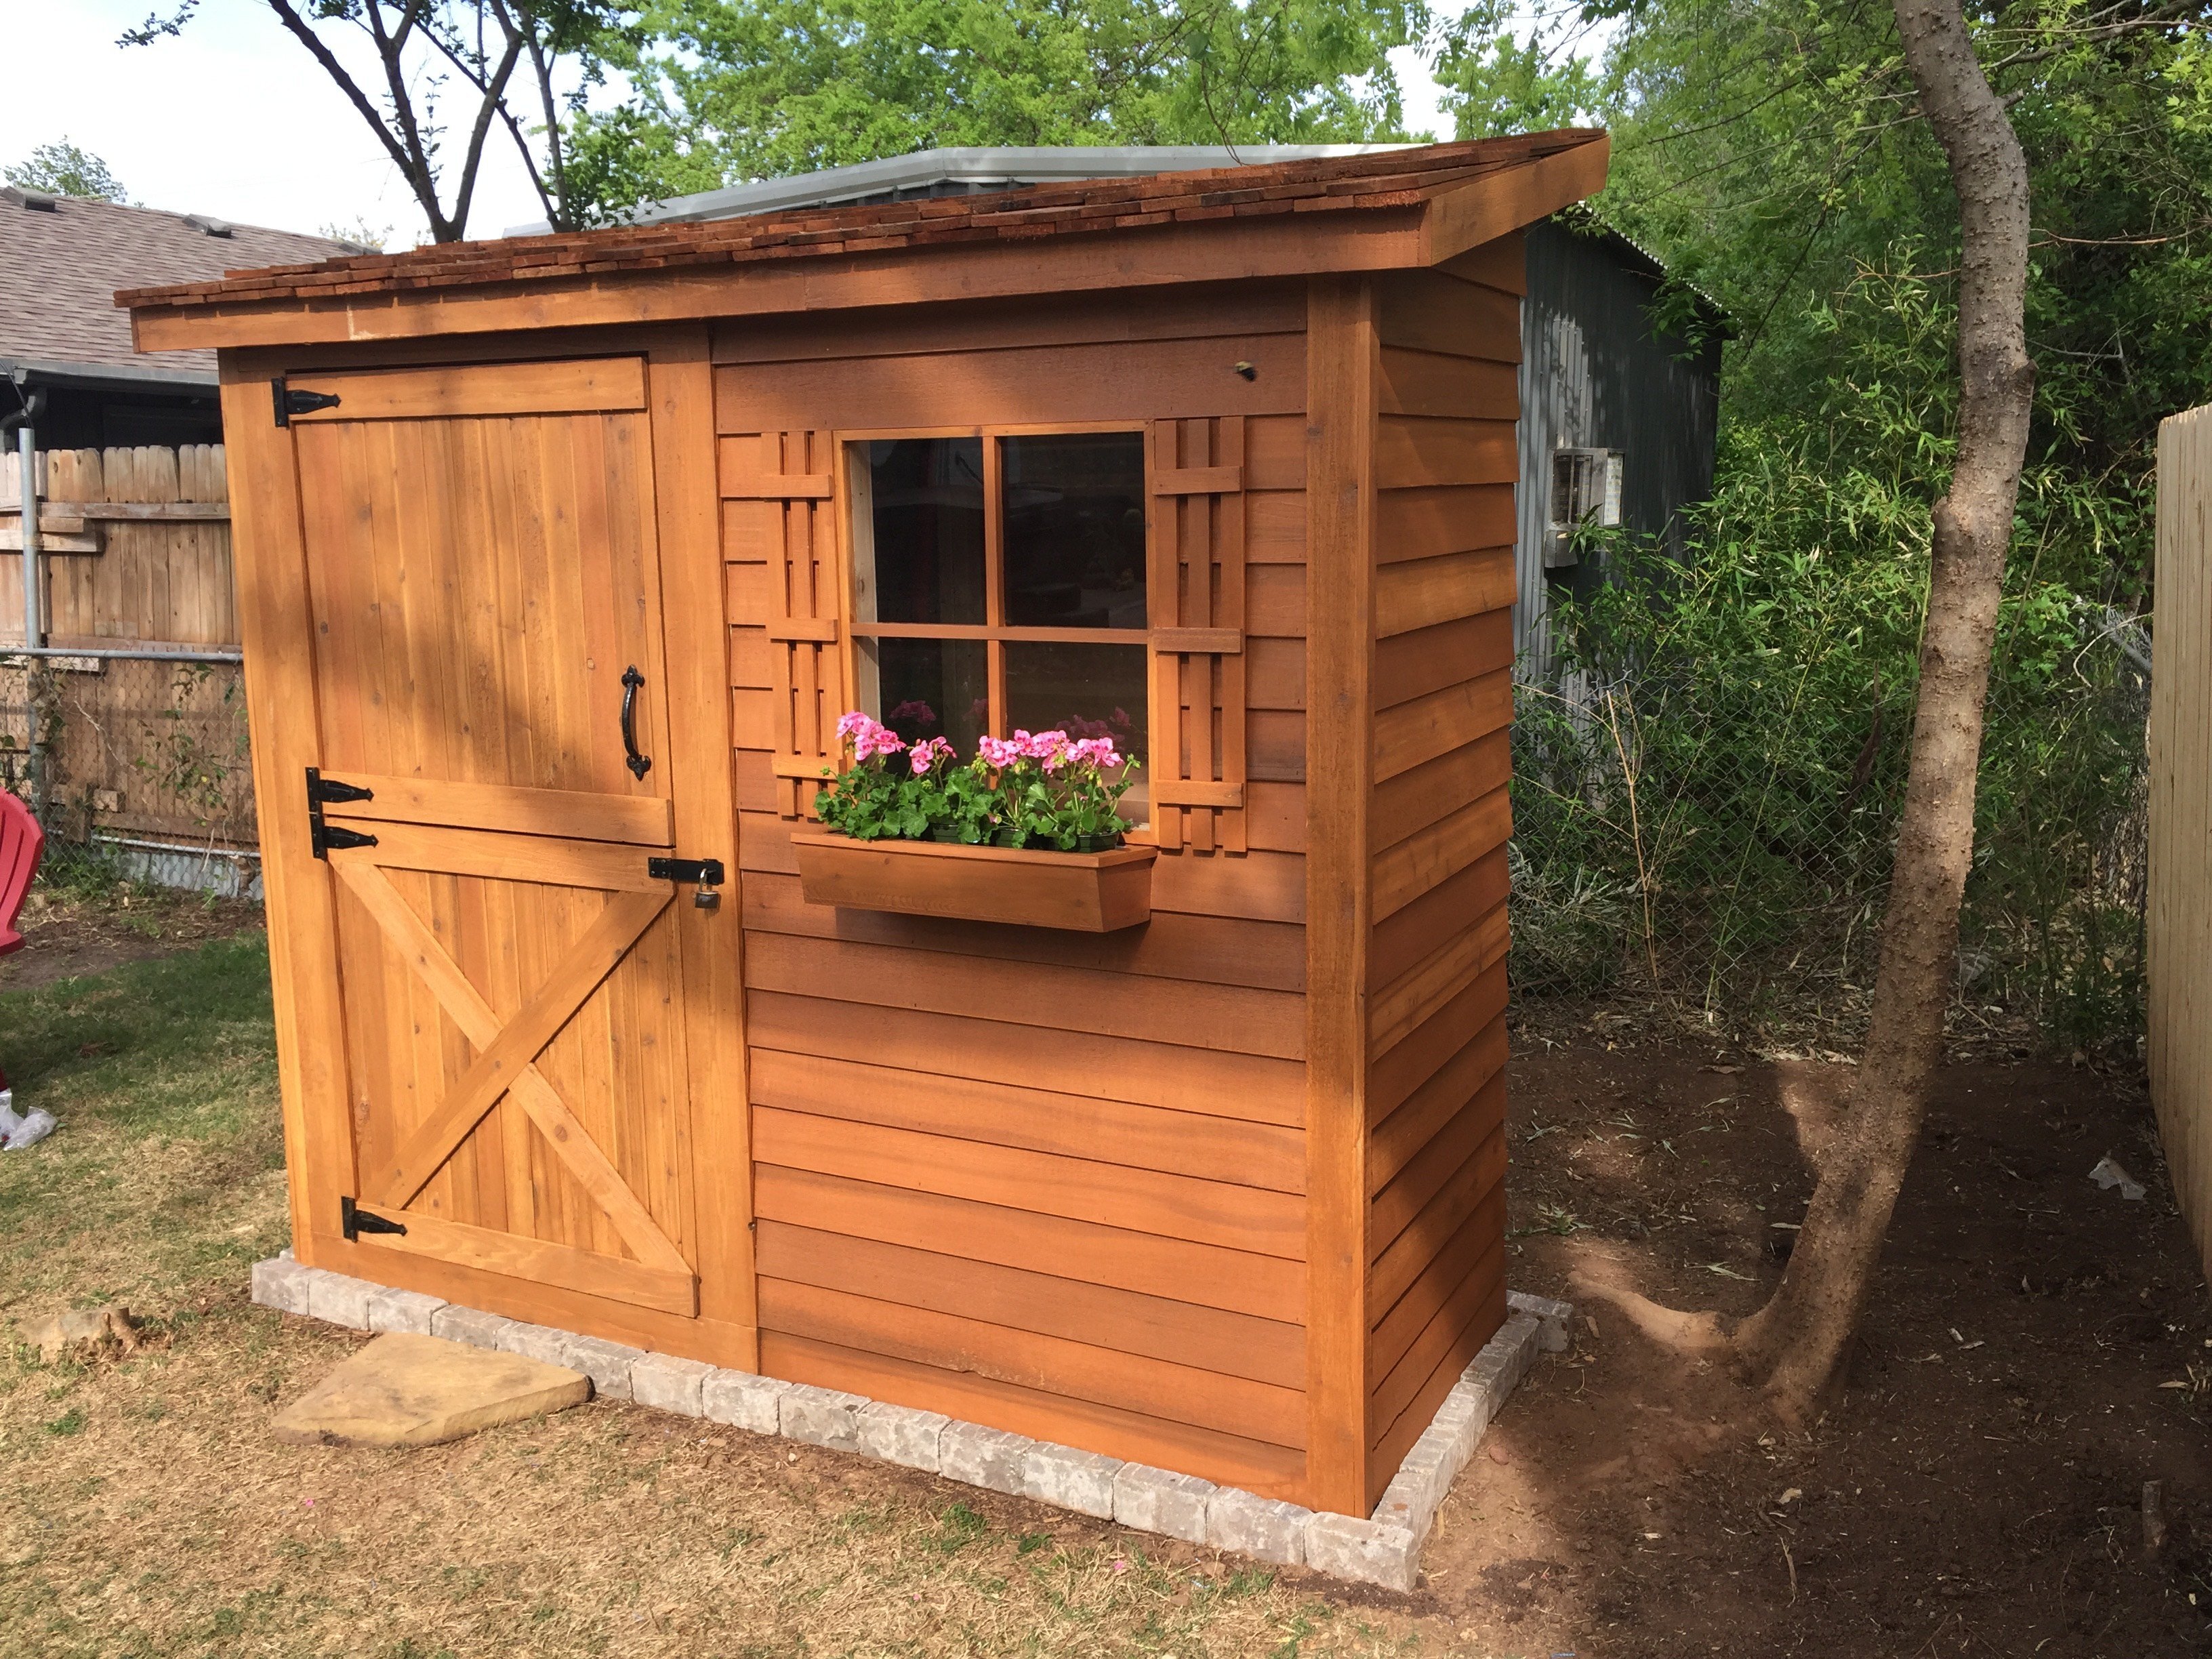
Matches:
[274,358,717,1317]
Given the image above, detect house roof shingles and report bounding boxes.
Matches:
[117,133,1603,318]
[2,191,359,382]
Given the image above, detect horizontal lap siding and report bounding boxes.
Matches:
[1362,247,1521,1504]
[717,289,1315,1498]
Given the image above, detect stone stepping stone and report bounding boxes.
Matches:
[273,1332,591,1448]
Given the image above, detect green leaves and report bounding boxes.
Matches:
[588,0,1429,205]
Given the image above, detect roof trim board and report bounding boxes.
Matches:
[123,134,1610,354]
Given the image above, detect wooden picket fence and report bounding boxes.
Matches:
[0,445,234,649]
[2150,402,2212,1285]
[0,446,255,857]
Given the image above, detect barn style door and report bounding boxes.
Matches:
[273,358,715,1317]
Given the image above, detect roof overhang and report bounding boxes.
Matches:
[2,356,219,396]
[123,134,1610,356]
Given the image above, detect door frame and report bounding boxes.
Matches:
[220,326,757,1366]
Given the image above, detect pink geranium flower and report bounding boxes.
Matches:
[977,734,1024,769]
[909,737,956,775]
[836,711,906,762]
[1023,729,1073,769]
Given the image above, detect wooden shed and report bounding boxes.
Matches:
[121,133,1608,1519]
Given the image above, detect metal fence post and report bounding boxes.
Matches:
[17,428,48,821]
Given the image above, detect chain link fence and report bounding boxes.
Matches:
[1508,607,2150,1052]
[1,647,260,897]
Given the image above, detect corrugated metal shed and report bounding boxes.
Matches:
[1515,217,1723,672]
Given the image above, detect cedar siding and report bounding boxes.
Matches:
[716,287,1317,1500]
[1362,243,1521,1507]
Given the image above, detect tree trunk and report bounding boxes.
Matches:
[1729,0,2034,1416]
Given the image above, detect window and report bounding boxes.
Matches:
[1546,446,1622,569]
[846,429,1150,785]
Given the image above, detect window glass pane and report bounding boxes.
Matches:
[1001,432,1147,630]
[867,638,989,752]
[1003,642,1147,769]
[857,437,986,626]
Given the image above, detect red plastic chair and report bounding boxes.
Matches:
[0,789,43,958]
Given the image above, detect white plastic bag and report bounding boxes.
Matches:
[0,1088,54,1151]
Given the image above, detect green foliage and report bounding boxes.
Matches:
[584,0,1428,203]
[1511,267,2150,1045]
[3,140,129,203]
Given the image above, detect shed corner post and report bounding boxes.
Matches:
[1303,274,1380,1517]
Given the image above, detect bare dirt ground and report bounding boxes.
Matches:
[1429,1009,2212,1658]
[0,884,263,992]
[5,937,2207,1656]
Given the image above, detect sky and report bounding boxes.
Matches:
[0,0,1506,249]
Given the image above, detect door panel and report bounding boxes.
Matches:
[289,359,705,1317]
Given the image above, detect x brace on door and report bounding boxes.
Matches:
[329,857,693,1290]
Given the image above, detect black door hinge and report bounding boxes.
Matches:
[648,856,725,885]
[272,376,342,427]
[306,766,377,859]
[340,1196,408,1240]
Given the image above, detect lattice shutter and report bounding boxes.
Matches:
[727,430,845,818]
[1147,417,1248,853]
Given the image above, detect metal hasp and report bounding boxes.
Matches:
[650,855,725,911]
[340,1195,408,1240]
[619,664,652,778]
[306,766,379,859]
[271,377,342,426]
[648,856,724,885]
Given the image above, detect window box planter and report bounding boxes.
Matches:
[790,831,1157,932]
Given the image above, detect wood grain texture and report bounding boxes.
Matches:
[1374,417,1517,490]
[1303,274,1376,1517]
[1374,484,1515,567]
[1374,272,1520,361]
[748,991,1306,1126]
[758,1275,1307,1446]
[285,356,647,421]
[742,930,1306,1060]
[711,283,1307,364]
[1369,961,1508,1127]
[757,1221,1303,1388]
[1370,844,1510,990]
[1372,733,1511,856]
[1374,546,1516,638]
[754,1107,1306,1258]
[648,333,758,1349]
[2152,403,2212,1288]
[755,1164,1305,1323]
[1374,611,1513,712]
[1373,668,1511,784]
[216,379,350,1258]
[714,334,1302,428]
[750,1049,1306,1191]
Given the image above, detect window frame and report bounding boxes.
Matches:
[834,420,1155,791]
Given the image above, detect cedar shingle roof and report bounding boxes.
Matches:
[118,133,1603,316]
[0,190,359,380]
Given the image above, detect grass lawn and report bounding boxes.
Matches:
[0,937,1428,1659]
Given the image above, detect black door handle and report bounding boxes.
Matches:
[621,665,651,779]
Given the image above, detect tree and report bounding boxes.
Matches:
[4,141,131,203]
[1728,0,2034,1415]
[121,1,642,239]
[1438,2,2204,1413]
[581,0,1429,203]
